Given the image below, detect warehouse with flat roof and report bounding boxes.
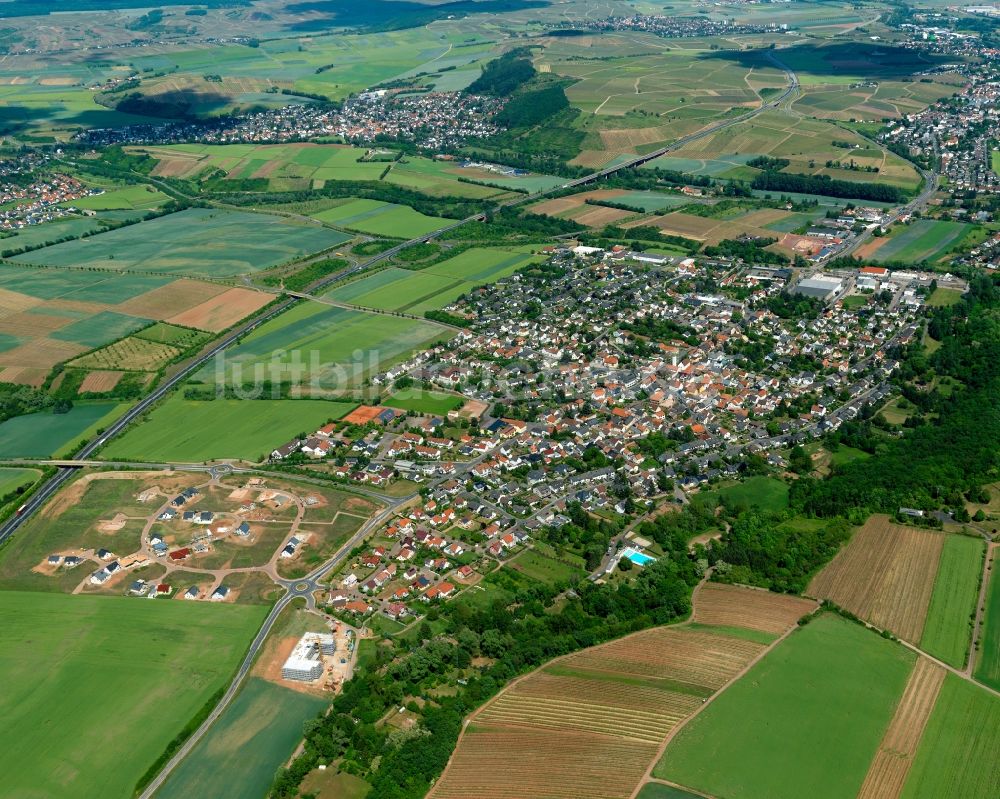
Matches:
[792,275,843,300]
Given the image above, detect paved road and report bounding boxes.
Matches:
[136,501,399,799]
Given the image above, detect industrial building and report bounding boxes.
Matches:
[281,633,336,682]
[791,275,843,300]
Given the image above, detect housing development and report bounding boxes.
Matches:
[0,2,998,799]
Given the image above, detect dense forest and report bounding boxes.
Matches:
[751,170,905,203]
[466,49,536,97]
[791,273,1000,519]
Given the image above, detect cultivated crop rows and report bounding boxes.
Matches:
[693,583,818,635]
[808,516,943,642]
[857,658,946,799]
[431,625,767,799]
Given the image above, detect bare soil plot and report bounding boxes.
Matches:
[0,310,74,337]
[117,278,229,319]
[431,623,767,799]
[857,658,945,799]
[0,338,87,369]
[430,725,658,799]
[567,626,764,690]
[807,515,944,643]
[166,287,272,332]
[568,205,634,228]
[0,287,41,316]
[0,367,48,387]
[692,582,818,635]
[79,371,123,393]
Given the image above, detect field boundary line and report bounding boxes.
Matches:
[966,541,996,677]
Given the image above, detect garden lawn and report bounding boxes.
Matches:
[925,287,964,307]
[155,677,327,799]
[0,591,266,799]
[102,397,355,462]
[0,402,127,458]
[974,562,1000,692]
[919,535,985,668]
[901,674,1000,799]
[655,614,914,799]
[11,208,350,277]
[384,387,463,415]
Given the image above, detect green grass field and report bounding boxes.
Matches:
[197,301,448,390]
[326,248,539,314]
[655,614,914,799]
[695,476,789,513]
[384,387,463,415]
[0,401,127,458]
[63,184,169,211]
[155,677,326,799]
[50,310,153,349]
[871,219,970,264]
[900,674,1000,799]
[919,535,985,668]
[508,549,586,585]
[312,198,449,238]
[102,397,355,462]
[636,785,704,799]
[0,591,266,799]
[11,208,350,277]
[974,562,1000,692]
[0,466,41,498]
[925,286,964,307]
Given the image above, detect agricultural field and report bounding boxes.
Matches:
[326,248,540,314]
[101,397,355,463]
[655,614,915,799]
[383,387,463,415]
[0,466,41,498]
[856,219,972,265]
[0,264,267,387]
[431,624,770,799]
[136,142,388,188]
[857,658,946,799]
[311,198,449,238]
[194,301,449,391]
[61,183,170,212]
[11,208,350,277]
[919,535,985,668]
[641,109,921,192]
[691,582,818,637]
[807,515,945,643]
[0,401,127,458]
[155,677,327,799]
[975,558,1000,692]
[900,674,1000,799]
[0,591,266,799]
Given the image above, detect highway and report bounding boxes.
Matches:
[0,52,812,793]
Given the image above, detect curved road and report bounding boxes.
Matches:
[1,52,807,795]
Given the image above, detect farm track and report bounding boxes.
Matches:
[0,52,807,794]
[857,658,946,799]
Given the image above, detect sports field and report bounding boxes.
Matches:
[11,208,350,277]
[974,560,1000,692]
[101,397,355,462]
[312,198,448,238]
[384,387,463,415]
[197,301,448,389]
[655,614,915,799]
[326,248,539,314]
[860,219,970,264]
[0,401,127,458]
[0,591,266,799]
[919,535,984,668]
[900,674,1000,799]
[155,677,327,799]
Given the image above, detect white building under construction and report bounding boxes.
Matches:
[281,633,336,682]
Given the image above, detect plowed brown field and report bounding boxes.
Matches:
[429,624,767,799]
[693,583,818,635]
[807,515,943,642]
[166,287,271,332]
[857,658,945,799]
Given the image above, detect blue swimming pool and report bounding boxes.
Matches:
[623,547,655,566]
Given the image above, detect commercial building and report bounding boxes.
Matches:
[281,633,336,682]
[792,275,843,300]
